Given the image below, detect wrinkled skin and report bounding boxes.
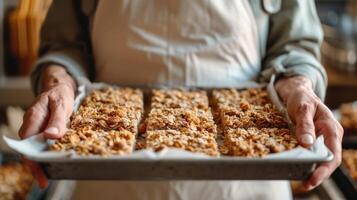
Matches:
[276,76,343,191]
[19,65,75,188]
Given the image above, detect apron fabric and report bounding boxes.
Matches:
[86,0,292,199]
[91,0,261,87]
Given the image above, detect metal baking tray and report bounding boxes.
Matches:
[3,78,334,180]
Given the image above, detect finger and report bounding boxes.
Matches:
[304,164,330,191]
[22,157,49,189]
[315,105,344,141]
[304,119,342,190]
[304,151,340,191]
[19,97,49,139]
[43,96,68,139]
[295,103,316,147]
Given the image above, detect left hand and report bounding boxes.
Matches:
[275,76,343,191]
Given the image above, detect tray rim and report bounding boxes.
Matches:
[23,148,334,163]
[4,78,334,165]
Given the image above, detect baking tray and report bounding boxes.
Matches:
[3,77,334,180]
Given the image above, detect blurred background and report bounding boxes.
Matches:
[0,0,357,199]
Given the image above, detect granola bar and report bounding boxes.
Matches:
[83,87,143,110]
[70,105,140,133]
[212,88,288,130]
[146,130,219,156]
[151,89,209,110]
[146,108,216,134]
[221,127,298,157]
[213,88,296,157]
[51,128,135,156]
[211,88,270,108]
[219,104,288,130]
[51,87,143,156]
[145,89,219,156]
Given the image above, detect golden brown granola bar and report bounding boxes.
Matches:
[51,87,143,156]
[83,87,143,110]
[212,88,296,157]
[221,127,298,157]
[219,105,288,130]
[212,89,288,130]
[146,130,219,156]
[211,88,270,108]
[144,89,219,156]
[151,89,209,110]
[70,105,141,133]
[145,108,217,134]
[51,128,136,156]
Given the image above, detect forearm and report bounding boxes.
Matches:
[275,76,314,103]
[41,65,76,95]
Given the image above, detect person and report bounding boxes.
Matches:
[19,0,343,199]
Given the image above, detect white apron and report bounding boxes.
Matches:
[91,0,261,87]
[73,1,292,199]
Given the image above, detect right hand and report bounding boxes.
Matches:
[19,65,76,188]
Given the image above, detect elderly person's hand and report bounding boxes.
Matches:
[18,65,76,188]
[275,76,343,191]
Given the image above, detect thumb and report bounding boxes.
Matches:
[294,103,316,148]
[43,98,69,139]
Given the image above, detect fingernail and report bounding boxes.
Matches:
[301,134,314,145]
[45,127,59,135]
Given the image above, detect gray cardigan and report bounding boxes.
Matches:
[32,0,327,99]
